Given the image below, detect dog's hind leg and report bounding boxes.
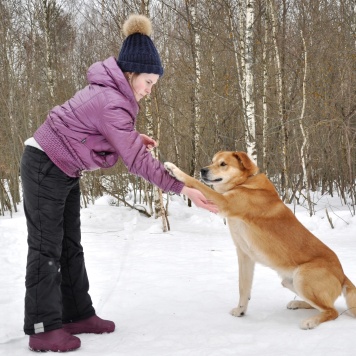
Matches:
[231,248,255,317]
[282,277,314,310]
[292,265,341,329]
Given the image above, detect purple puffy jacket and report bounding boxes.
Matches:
[33,57,184,194]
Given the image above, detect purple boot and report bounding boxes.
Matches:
[29,328,81,352]
[63,315,115,335]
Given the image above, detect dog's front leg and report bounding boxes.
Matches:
[231,247,255,317]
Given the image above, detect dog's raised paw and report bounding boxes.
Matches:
[164,162,177,178]
[164,162,187,182]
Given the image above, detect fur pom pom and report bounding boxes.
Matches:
[123,14,152,37]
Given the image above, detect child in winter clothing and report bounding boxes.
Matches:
[21,14,217,352]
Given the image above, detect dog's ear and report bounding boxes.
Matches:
[233,152,259,175]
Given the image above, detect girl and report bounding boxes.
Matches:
[21,14,217,352]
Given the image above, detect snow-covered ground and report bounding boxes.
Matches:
[0,192,355,355]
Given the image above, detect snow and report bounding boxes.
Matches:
[0,192,355,355]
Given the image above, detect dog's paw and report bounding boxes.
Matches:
[164,162,186,182]
[230,306,246,317]
[164,162,177,177]
[287,301,300,310]
[300,317,319,330]
[287,300,313,310]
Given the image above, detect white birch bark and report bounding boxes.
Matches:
[238,0,247,120]
[262,3,269,174]
[192,4,202,177]
[244,0,257,161]
[229,0,256,161]
[144,95,154,217]
[142,0,156,218]
[351,1,356,49]
[298,32,313,215]
[268,0,289,200]
[153,97,169,232]
[186,0,201,178]
[143,1,169,231]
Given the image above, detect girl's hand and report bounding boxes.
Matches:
[181,186,219,214]
[140,134,158,151]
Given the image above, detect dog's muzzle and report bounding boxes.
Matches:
[200,168,222,183]
[200,167,209,179]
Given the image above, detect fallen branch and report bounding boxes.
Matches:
[325,208,334,229]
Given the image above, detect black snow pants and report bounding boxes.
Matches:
[21,146,95,335]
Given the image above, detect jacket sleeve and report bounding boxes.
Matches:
[98,102,184,194]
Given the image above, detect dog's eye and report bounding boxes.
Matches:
[220,162,227,167]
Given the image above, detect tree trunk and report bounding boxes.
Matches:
[143,1,169,231]
[186,0,202,178]
[298,31,313,215]
[229,0,256,161]
[42,0,56,102]
[262,3,269,174]
[268,0,289,200]
[244,0,257,161]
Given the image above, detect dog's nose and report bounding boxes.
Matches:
[200,167,209,177]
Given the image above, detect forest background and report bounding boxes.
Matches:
[0,0,355,220]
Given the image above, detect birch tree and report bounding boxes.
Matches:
[207,5,222,148]
[185,0,202,178]
[243,0,256,161]
[268,0,289,200]
[298,31,313,215]
[162,9,181,166]
[0,0,16,215]
[229,0,257,162]
[227,1,245,137]
[38,0,59,103]
[262,1,269,174]
[142,0,170,231]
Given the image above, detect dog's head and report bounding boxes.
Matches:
[200,151,259,193]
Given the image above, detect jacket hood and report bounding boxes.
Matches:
[87,57,137,107]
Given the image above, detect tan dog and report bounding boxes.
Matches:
[165,151,356,329]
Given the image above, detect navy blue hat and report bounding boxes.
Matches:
[117,15,163,76]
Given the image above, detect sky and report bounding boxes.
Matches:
[0,191,355,356]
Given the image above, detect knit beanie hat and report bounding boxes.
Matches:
[117,14,164,76]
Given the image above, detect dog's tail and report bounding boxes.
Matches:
[342,276,356,317]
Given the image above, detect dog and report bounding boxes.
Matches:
[164,151,356,329]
